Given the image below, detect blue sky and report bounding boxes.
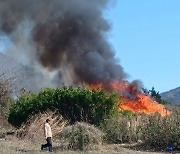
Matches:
[106,0,180,92]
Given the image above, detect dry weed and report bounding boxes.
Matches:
[59,122,104,151]
[17,110,68,142]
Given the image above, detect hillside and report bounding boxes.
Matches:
[161,87,180,105]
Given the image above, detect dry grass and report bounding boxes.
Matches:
[0,112,175,153]
[17,110,68,142]
[101,114,142,143]
[58,122,104,151]
[2,105,180,153]
[101,106,180,151]
[0,136,163,154]
[139,107,180,149]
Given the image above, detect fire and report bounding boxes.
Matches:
[89,80,171,116]
[120,94,171,117]
[88,83,105,90]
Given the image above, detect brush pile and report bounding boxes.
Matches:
[17,110,68,142]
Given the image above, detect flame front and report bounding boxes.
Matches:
[120,94,171,116]
[89,81,171,116]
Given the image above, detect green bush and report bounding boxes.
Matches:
[59,122,104,150]
[8,86,118,127]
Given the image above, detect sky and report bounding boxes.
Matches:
[0,0,180,93]
[106,0,180,93]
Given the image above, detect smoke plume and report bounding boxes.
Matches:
[0,0,127,90]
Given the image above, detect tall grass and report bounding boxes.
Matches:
[101,107,180,149]
[100,112,139,144]
[140,107,180,149]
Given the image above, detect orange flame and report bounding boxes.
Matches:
[120,94,171,116]
[89,80,171,116]
[88,83,105,90]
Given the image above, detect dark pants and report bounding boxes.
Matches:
[42,137,52,152]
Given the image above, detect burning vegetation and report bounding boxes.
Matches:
[89,80,171,117]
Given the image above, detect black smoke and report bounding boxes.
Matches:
[0,0,127,87]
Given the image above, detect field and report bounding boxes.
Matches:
[0,108,179,154]
[0,88,179,154]
[0,137,164,154]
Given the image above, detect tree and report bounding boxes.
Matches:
[8,87,118,127]
[148,87,170,104]
[0,64,19,117]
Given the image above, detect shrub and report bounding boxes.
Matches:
[100,111,139,144]
[101,107,180,149]
[139,108,180,149]
[59,122,104,150]
[8,86,118,127]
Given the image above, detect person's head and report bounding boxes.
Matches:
[46,118,51,124]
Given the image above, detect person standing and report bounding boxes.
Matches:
[41,119,53,152]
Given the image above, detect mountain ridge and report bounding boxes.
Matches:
[161,87,180,104]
